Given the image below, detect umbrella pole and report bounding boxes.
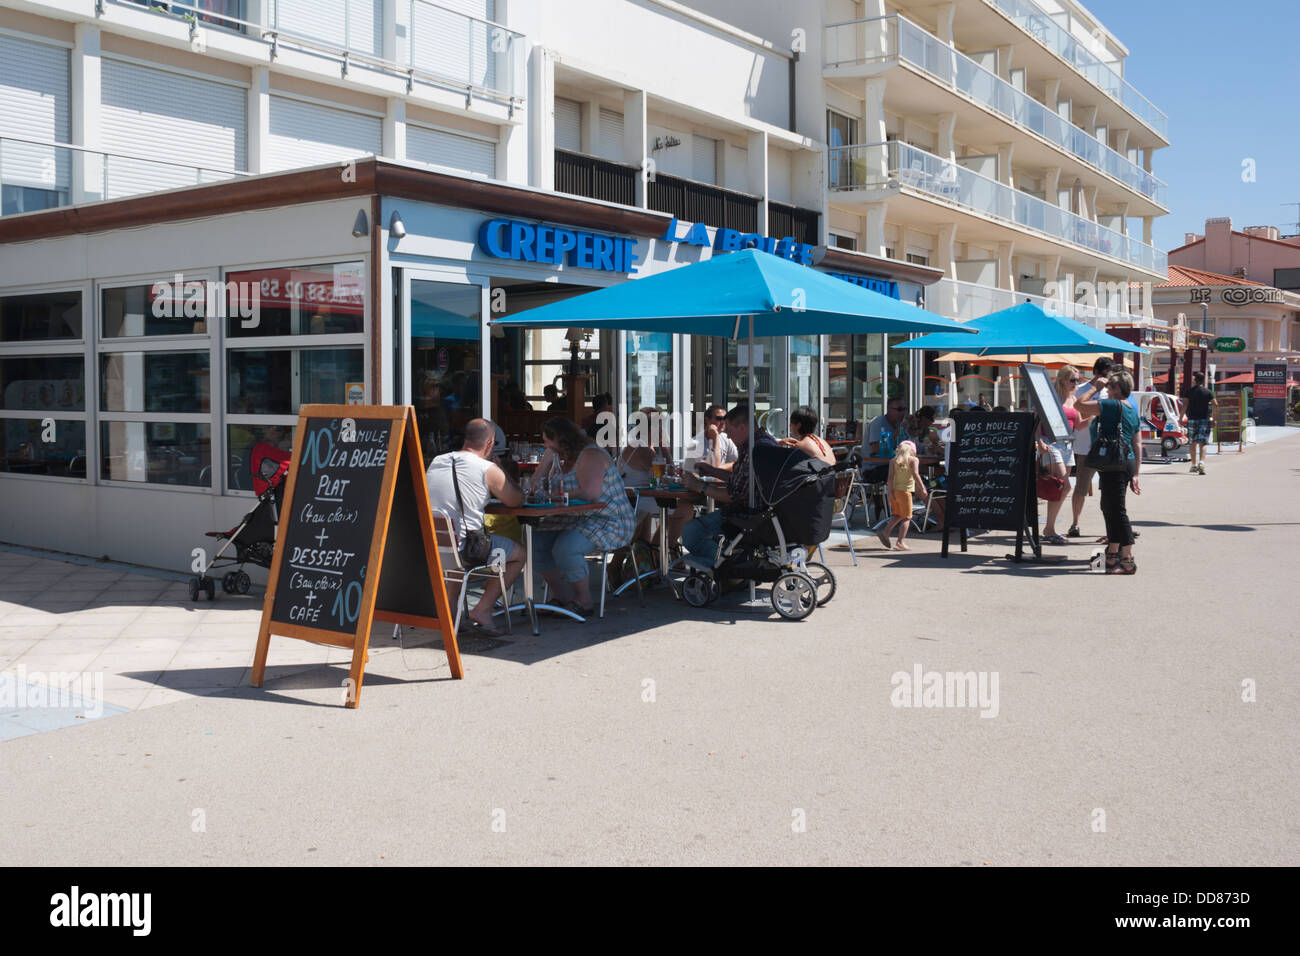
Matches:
[747,315,756,604]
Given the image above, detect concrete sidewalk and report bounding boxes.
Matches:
[1,430,1297,865]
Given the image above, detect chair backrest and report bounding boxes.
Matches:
[831,469,854,517]
[429,507,464,571]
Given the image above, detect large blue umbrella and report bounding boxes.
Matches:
[491,248,973,508]
[900,301,1148,358]
[489,248,970,336]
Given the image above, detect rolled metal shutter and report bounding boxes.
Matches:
[598,108,624,162]
[266,95,382,171]
[554,97,581,153]
[407,124,495,177]
[100,59,246,199]
[692,135,718,184]
[0,35,71,196]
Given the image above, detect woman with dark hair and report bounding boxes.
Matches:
[530,417,636,615]
[1074,369,1141,574]
[907,405,942,455]
[780,406,836,464]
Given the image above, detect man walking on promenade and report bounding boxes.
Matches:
[1183,372,1214,476]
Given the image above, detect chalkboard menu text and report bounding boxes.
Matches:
[252,405,460,707]
[943,411,1039,561]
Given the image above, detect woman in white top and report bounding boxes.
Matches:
[617,407,663,544]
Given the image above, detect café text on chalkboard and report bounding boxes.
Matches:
[945,411,1035,533]
[270,415,394,636]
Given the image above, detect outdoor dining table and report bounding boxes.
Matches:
[626,485,707,575]
[484,499,606,635]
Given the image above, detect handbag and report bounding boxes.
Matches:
[450,456,494,566]
[1084,402,1130,473]
[1036,451,1068,501]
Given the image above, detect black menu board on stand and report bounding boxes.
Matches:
[942,411,1040,561]
[252,405,460,708]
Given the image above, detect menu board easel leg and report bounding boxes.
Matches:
[251,621,271,687]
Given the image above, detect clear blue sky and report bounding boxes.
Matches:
[1086,0,1300,253]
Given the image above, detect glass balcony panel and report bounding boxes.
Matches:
[825,15,1167,206]
[853,141,1167,274]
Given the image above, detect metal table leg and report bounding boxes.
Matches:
[501,519,588,629]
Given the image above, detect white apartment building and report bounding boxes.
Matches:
[0,0,1169,567]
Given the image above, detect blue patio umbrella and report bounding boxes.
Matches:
[900,301,1148,359]
[491,248,973,508]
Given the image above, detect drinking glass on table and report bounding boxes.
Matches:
[548,474,569,507]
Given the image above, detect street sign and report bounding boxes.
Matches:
[1214,337,1246,352]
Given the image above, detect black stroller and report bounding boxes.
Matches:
[187,442,290,601]
[679,443,837,620]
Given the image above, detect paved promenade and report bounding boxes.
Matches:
[1,432,1296,865]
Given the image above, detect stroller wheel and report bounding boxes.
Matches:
[801,562,837,607]
[221,572,238,594]
[232,571,251,595]
[188,577,201,602]
[681,572,716,608]
[771,571,816,621]
[203,577,216,601]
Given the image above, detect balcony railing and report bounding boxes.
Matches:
[830,141,1167,275]
[648,174,760,233]
[555,150,638,206]
[823,14,1166,206]
[0,136,246,217]
[769,202,820,245]
[982,0,1167,140]
[933,277,1138,329]
[111,0,525,102]
[405,0,526,100]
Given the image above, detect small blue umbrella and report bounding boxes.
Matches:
[492,248,973,509]
[900,301,1148,358]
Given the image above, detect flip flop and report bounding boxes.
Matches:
[467,619,508,638]
[565,601,596,618]
[1044,534,1068,545]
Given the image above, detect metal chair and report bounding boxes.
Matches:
[818,468,859,566]
[430,507,512,635]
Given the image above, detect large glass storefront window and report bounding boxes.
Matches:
[98,283,212,487]
[410,278,481,459]
[100,421,211,486]
[1,290,82,341]
[0,350,88,477]
[225,262,366,491]
[626,331,672,414]
[825,334,885,440]
[226,263,364,338]
[790,334,820,418]
[724,335,776,423]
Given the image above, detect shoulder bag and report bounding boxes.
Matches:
[1084,401,1130,473]
[450,456,494,566]
[1036,449,1068,501]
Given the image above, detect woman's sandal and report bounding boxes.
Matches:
[1103,553,1120,572]
[1113,556,1137,575]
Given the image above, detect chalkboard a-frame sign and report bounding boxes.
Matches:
[942,411,1041,562]
[251,405,461,708]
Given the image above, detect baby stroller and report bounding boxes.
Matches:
[187,442,290,601]
[679,443,837,620]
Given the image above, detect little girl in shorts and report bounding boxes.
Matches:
[878,440,928,551]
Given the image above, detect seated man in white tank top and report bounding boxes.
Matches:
[426,418,524,636]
